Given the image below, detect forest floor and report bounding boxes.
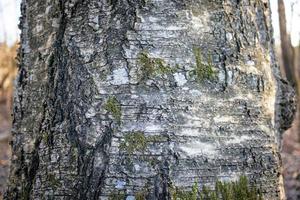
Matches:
[0,99,299,199]
[282,129,300,200]
[0,101,11,199]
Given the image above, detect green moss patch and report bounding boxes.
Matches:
[170,181,198,200]
[120,132,168,154]
[135,190,148,200]
[104,96,122,124]
[108,192,126,200]
[107,176,262,200]
[120,131,148,154]
[47,174,61,189]
[190,48,215,82]
[138,51,175,81]
[137,49,216,84]
[170,176,263,200]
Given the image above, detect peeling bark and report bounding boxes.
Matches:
[5,0,294,199]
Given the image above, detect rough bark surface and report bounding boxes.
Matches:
[5,0,294,199]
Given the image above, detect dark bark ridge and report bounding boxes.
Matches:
[5,0,294,199]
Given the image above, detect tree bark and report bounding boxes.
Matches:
[277,0,300,143]
[278,0,295,83]
[295,46,300,141]
[5,0,294,199]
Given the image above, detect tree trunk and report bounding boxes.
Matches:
[290,45,300,143]
[277,0,300,143]
[278,0,295,83]
[5,0,294,199]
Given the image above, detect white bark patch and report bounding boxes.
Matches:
[227,70,234,85]
[50,153,59,163]
[45,5,52,15]
[34,23,43,34]
[131,94,139,99]
[137,22,186,31]
[90,16,98,24]
[178,128,200,136]
[120,122,163,133]
[174,73,187,86]
[191,15,204,30]
[259,124,272,134]
[126,196,135,200]
[110,68,129,85]
[52,18,60,28]
[179,141,218,157]
[145,123,162,132]
[256,52,276,128]
[218,71,226,83]
[188,89,202,97]
[246,60,255,66]
[141,92,168,105]
[176,112,210,128]
[85,107,96,118]
[134,164,141,171]
[219,172,240,182]
[188,10,209,32]
[226,33,233,41]
[165,25,186,31]
[115,180,126,189]
[225,135,252,145]
[213,115,234,123]
[80,48,95,63]
[148,16,160,23]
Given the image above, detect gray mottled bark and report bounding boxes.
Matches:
[5,0,294,199]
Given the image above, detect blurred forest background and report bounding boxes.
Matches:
[0,0,300,199]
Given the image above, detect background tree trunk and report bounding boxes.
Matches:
[294,46,300,141]
[5,0,294,199]
[278,0,295,83]
[277,0,300,143]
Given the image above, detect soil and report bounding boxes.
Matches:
[282,129,300,200]
[0,101,11,199]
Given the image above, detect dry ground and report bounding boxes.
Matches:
[282,129,300,200]
[0,102,11,199]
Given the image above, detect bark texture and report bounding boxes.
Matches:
[5,0,294,199]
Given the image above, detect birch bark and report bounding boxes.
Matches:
[5,0,294,199]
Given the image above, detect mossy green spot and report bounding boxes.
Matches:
[138,51,175,81]
[104,96,121,124]
[108,192,126,200]
[135,190,148,200]
[171,181,198,200]
[120,132,168,155]
[191,48,216,82]
[47,174,61,189]
[42,133,50,144]
[170,176,263,200]
[120,131,148,154]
